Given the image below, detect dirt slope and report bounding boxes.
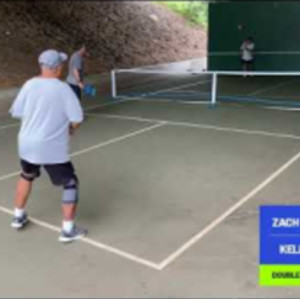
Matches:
[0,1,207,87]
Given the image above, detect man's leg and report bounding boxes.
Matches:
[45,162,87,242]
[60,174,87,242]
[61,176,79,233]
[242,61,247,77]
[62,201,77,221]
[249,60,254,71]
[14,177,32,209]
[12,160,40,229]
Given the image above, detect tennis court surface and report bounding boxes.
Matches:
[1,72,300,297]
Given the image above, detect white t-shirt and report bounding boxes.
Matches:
[10,77,84,164]
[240,42,255,61]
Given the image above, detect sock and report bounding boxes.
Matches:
[14,208,25,218]
[62,220,74,233]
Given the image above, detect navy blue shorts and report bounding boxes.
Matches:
[68,84,81,100]
[20,160,77,186]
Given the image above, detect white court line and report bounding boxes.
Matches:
[209,51,300,56]
[85,112,300,141]
[265,106,300,112]
[0,122,165,183]
[114,79,210,102]
[1,96,299,269]
[0,171,20,182]
[0,99,129,132]
[114,98,209,105]
[0,98,131,133]
[84,98,132,112]
[0,104,116,134]
[0,205,160,270]
[157,150,300,269]
[71,122,165,157]
[0,123,19,130]
[80,77,210,111]
[0,122,166,269]
[113,75,298,108]
[140,79,210,97]
[248,79,297,96]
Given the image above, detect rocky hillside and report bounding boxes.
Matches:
[0,1,207,87]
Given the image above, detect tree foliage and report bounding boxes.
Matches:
[159,1,208,28]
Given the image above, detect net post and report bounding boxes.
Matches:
[111,69,117,99]
[211,72,218,107]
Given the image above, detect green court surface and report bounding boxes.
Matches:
[1,74,300,297]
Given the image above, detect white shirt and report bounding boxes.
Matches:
[241,42,255,61]
[10,77,83,164]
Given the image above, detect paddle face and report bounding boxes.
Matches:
[83,84,97,97]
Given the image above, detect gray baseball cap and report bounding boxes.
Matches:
[38,49,68,69]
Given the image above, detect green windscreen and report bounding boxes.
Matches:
[208,1,300,71]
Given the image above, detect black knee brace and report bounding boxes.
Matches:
[21,171,39,182]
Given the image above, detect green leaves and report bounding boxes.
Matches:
[159,1,208,28]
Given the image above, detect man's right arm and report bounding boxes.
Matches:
[73,68,84,89]
[9,84,28,119]
[69,122,81,135]
[72,56,84,89]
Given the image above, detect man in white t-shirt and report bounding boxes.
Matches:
[240,37,255,72]
[10,49,86,243]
